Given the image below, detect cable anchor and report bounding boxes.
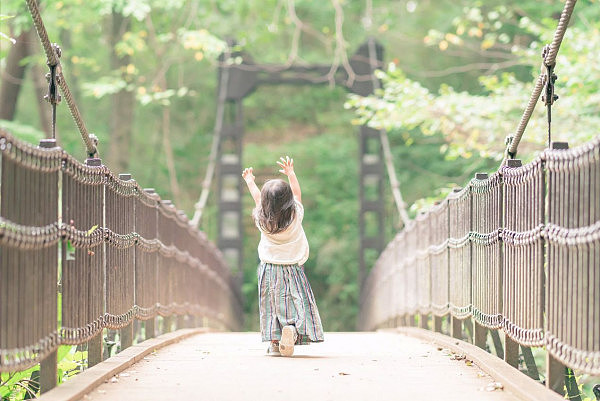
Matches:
[541,44,559,147]
[505,135,516,159]
[88,133,99,158]
[44,43,62,140]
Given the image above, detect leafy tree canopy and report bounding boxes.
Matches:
[347,1,600,162]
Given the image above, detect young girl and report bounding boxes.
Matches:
[242,156,324,357]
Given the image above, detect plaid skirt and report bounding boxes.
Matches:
[258,263,324,344]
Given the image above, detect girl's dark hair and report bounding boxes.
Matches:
[255,179,296,234]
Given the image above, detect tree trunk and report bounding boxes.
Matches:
[31,64,53,138]
[108,11,135,173]
[161,105,181,203]
[0,30,31,121]
[59,29,82,113]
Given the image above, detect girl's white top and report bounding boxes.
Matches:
[256,199,309,265]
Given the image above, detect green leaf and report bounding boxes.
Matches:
[57,345,74,363]
[66,240,76,261]
[86,225,98,236]
[1,366,39,397]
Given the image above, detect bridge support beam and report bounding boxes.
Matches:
[88,333,103,367]
[450,316,462,340]
[520,346,540,380]
[163,316,174,334]
[473,321,487,349]
[216,98,244,281]
[504,335,519,368]
[501,341,543,381]
[546,353,565,396]
[358,126,385,294]
[120,322,133,350]
[40,350,57,394]
[433,316,443,333]
[490,330,504,358]
[462,318,473,343]
[419,314,429,330]
[145,318,155,340]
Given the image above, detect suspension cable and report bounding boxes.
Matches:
[190,50,232,228]
[367,38,411,227]
[26,0,97,157]
[505,0,577,160]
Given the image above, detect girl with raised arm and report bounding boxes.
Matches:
[242,156,324,357]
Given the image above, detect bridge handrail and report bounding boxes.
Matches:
[0,128,243,384]
[359,136,600,388]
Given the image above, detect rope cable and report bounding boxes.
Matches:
[190,50,232,228]
[505,0,577,159]
[25,0,97,157]
[545,0,577,67]
[506,73,545,159]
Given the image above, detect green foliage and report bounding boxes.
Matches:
[99,0,152,21]
[0,346,85,400]
[82,76,129,99]
[347,3,600,162]
[57,346,87,383]
[1,366,39,400]
[0,120,45,144]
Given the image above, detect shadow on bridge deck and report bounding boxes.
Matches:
[36,329,566,401]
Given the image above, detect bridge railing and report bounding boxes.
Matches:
[0,129,243,392]
[359,136,600,395]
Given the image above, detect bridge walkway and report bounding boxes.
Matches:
[65,332,517,401]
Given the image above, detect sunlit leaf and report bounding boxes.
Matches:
[86,225,98,236]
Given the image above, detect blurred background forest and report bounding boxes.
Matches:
[1,0,599,332]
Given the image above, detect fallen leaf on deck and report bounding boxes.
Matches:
[485,382,503,391]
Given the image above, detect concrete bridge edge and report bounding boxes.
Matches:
[387,327,564,401]
[37,328,214,401]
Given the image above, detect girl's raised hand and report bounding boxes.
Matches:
[242,167,255,183]
[277,156,294,176]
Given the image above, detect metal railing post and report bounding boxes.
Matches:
[545,141,569,396]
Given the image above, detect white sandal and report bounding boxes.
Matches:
[279,326,297,357]
[267,342,280,355]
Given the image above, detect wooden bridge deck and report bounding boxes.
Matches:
[37,330,551,401]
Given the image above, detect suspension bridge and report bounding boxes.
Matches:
[1,0,598,400]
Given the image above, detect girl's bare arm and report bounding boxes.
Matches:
[242,167,261,207]
[277,156,301,203]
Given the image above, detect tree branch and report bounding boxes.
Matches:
[402,59,524,78]
[329,0,355,86]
